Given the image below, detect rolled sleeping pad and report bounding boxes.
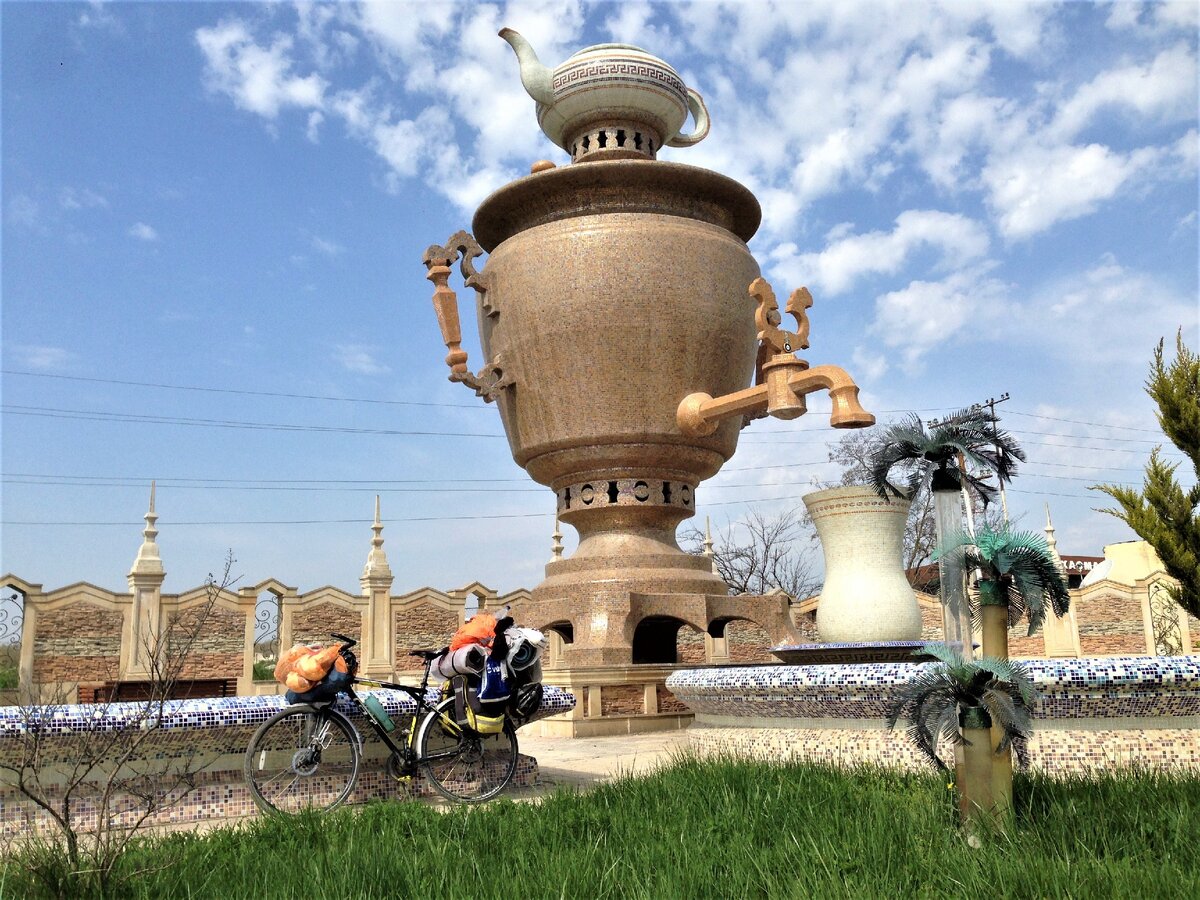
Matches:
[435,643,487,679]
[509,640,539,671]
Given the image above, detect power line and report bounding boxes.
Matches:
[1007,408,1165,435]
[1,405,505,438]
[1,369,485,409]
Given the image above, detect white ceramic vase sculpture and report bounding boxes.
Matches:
[803,485,922,643]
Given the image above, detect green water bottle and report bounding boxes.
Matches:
[363,695,396,732]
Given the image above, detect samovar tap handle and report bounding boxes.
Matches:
[422,232,509,403]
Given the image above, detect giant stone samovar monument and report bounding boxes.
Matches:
[422,30,875,733]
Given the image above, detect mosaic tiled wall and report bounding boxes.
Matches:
[0,686,576,837]
[666,656,1200,773]
[32,603,124,684]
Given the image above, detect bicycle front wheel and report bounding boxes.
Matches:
[417,697,518,803]
[244,706,361,815]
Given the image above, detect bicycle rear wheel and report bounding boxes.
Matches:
[417,697,518,803]
[244,706,361,815]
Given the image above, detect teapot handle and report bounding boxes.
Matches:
[666,88,711,147]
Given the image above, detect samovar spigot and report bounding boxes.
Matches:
[676,277,875,437]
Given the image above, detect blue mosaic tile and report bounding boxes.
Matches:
[665,655,1200,721]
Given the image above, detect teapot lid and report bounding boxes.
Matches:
[568,42,649,57]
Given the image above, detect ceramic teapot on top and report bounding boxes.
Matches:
[499,28,709,161]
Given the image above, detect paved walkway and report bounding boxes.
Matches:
[511,730,692,796]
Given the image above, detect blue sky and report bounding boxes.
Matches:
[3,1,1197,598]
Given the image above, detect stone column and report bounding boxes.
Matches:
[125,483,165,680]
[1041,506,1081,657]
[361,496,395,679]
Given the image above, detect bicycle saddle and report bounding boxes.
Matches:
[409,648,445,661]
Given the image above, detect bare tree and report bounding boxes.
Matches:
[2,552,240,897]
[682,508,819,598]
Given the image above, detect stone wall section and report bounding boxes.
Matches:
[677,624,706,664]
[1005,616,1045,657]
[600,683,643,716]
[918,600,943,642]
[656,683,687,713]
[292,602,360,647]
[726,620,773,663]
[394,604,458,671]
[1075,591,1146,656]
[166,604,245,680]
[32,604,123,684]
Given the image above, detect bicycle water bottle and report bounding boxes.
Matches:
[363,695,396,732]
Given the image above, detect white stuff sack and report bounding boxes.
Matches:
[434,644,487,679]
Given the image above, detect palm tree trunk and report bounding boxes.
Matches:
[958,705,998,829]
[978,578,1013,818]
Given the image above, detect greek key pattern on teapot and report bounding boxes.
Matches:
[554,59,686,95]
[556,478,696,513]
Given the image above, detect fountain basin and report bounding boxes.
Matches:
[666,656,1200,772]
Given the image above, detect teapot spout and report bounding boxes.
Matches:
[499,28,556,106]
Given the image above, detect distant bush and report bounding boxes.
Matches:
[252,659,277,682]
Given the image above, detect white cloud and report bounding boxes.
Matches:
[1107,1,1199,37]
[983,141,1173,240]
[191,2,1196,235]
[310,235,343,256]
[59,187,109,210]
[128,222,159,241]
[870,268,1009,370]
[305,110,324,143]
[1019,253,1195,366]
[196,19,326,118]
[7,195,41,229]
[11,345,75,370]
[1051,43,1198,140]
[768,210,989,296]
[333,344,390,375]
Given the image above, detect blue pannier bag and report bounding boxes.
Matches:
[286,667,352,704]
[476,656,511,703]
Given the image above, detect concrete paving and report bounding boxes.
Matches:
[512,730,692,795]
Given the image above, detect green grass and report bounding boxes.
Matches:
[4,757,1198,899]
[0,664,16,691]
[252,659,277,682]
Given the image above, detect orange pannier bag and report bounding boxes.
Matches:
[274,642,344,692]
[449,613,497,653]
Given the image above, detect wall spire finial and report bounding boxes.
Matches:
[550,514,564,562]
[362,494,392,582]
[129,481,164,577]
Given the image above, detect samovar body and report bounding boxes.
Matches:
[471,161,761,597]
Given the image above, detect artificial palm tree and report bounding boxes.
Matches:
[934,525,1069,818]
[937,525,1071,661]
[887,642,1035,827]
[869,409,1026,655]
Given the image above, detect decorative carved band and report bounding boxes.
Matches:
[553,59,687,96]
[556,478,696,513]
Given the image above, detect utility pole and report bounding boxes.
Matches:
[981,393,1011,524]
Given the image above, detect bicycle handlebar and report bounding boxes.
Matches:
[330,632,357,649]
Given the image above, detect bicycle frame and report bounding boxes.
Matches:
[343,669,465,773]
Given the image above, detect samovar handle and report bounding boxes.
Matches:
[422,231,510,403]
